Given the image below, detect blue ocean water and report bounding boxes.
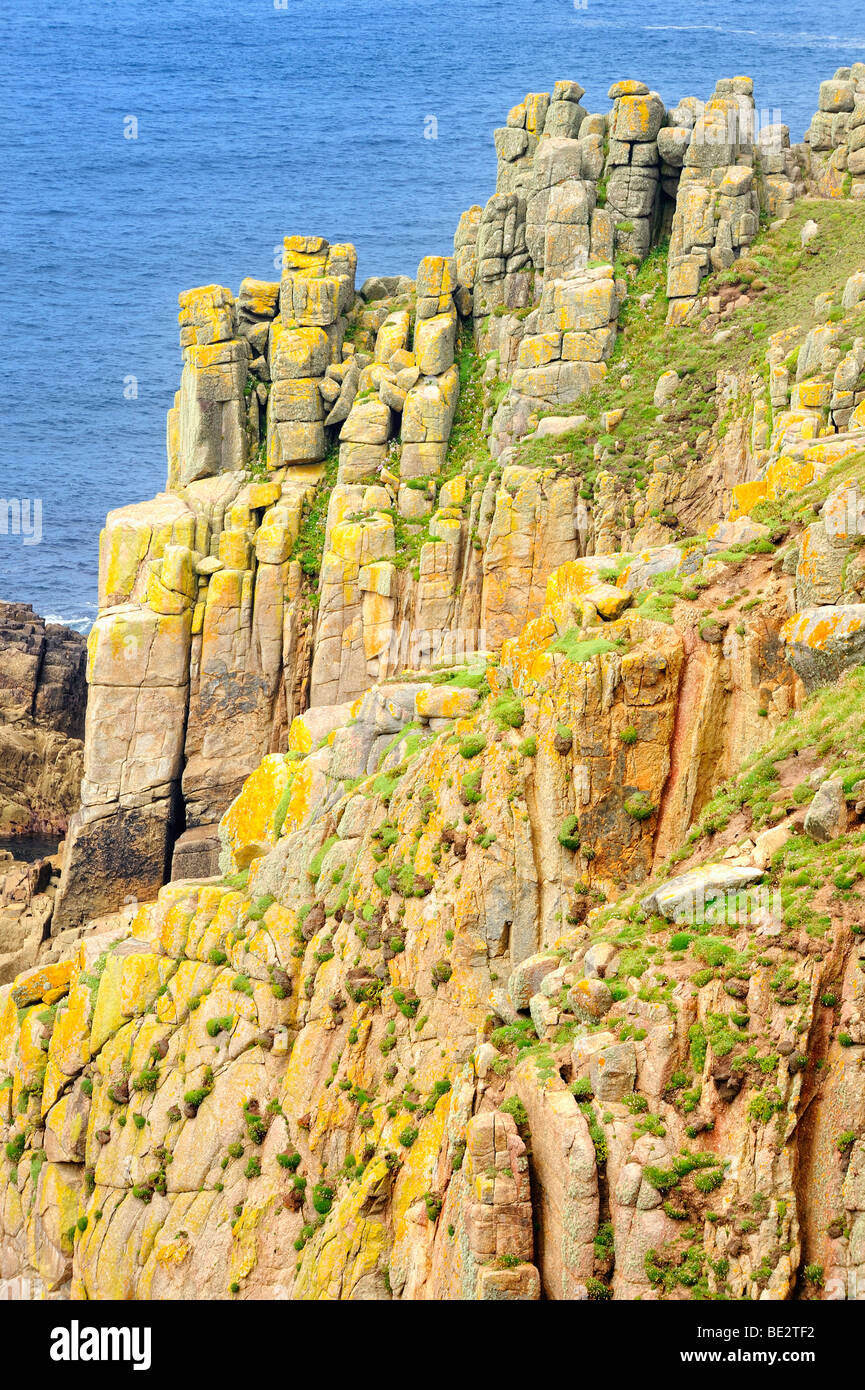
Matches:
[1,0,863,629]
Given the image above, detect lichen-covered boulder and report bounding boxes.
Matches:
[781,604,865,690]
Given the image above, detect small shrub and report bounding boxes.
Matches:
[501,1096,528,1127]
[586,1277,612,1300]
[132,1068,160,1093]
[423,1191,443,1222]
[643,1166,680,1192]
[622,1092,649,1113]
[694,1168,725,1194]
[312,1181,334,1214]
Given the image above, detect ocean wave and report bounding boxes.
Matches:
[43,611,95,634]
[641,24,865,44]
[569,17,865,45]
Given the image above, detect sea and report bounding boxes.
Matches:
[1,0,864,632]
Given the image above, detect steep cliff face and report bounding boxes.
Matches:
[4,62,865,1301]
[0,603,86,841]
[0,605,85,990]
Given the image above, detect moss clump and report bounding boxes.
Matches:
[624,792,655,821]
[554,723,573,753]
[459,733,487,759]
[423,1191,443,1222]
[461,768,484,804]
[558,814,580,851]
[307,835,339,882]
[132,1068,160,1093]
[586,1277,612,1300]
[313,1181,335,1214]
[292,444,339,580]
[206,1015,233,1039]
[271,786,294,839]
[5,1133,25,1165]
[643,1165,680,1192]
[692,936,735,967]
[551,631,622,664]
[491,692,525,730]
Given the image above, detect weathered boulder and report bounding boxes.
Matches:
[507,952,562,1011]
[641,865,765,923]
[781,605,865,690]
[804,778,847,843]
[589,1041,637,1102]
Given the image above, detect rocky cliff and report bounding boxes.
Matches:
[0,603,86,843]
[4,62,865,1301]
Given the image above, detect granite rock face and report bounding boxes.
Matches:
[804,65,865,199]
[0,603,85,837]
[8,60,865,1302]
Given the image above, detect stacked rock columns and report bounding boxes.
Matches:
[805,64,865,198]
[666,78,761,322]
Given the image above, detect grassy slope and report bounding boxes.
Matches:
[511,201,865,505]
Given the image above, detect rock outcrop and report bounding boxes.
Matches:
[804,63,865,199]
[0,603,85,838]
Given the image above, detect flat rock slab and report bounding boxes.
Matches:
[641,864,765,923]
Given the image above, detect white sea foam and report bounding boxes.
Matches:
[43,612,95,634]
